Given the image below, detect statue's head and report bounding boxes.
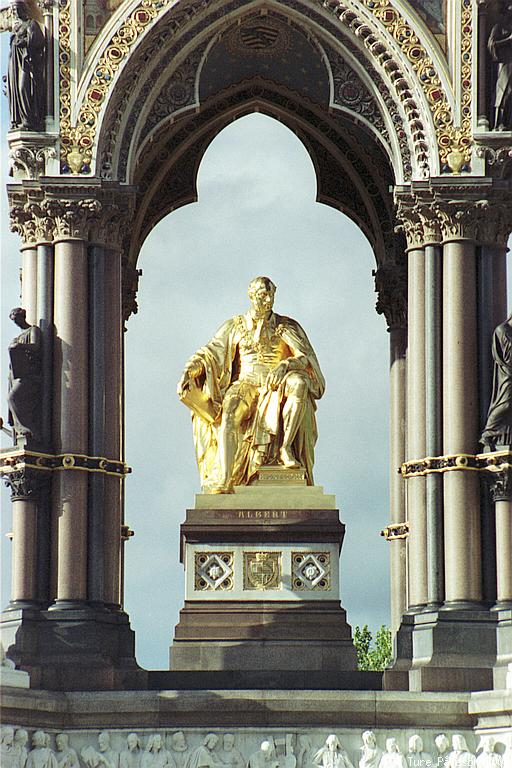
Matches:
[14,730,28,747]
[326,736,340,752]
[363,732,376,749]
[1,727,14,746]
[409,737,423,754]
[452,736,467,753]
[56,734,68,751]
[32,732,46,749]
[204,734,218,750]
[10,307,28,328]
[435,735,449,754]
[386,740,399,754]
[223,735,235,752]
[10,0,28,20]
[127,734,140,752]
[248,276,276,314]
[171,732,187,752]
[98,733,110,752]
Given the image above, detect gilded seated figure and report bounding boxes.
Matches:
[177,276,325,493]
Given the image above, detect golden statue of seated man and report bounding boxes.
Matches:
[177,276,325,493]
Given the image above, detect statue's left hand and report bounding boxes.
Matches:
[266,361,289,390]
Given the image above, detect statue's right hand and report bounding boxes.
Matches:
[177,360,204,397]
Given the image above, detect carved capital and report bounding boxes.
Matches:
[122,261,142,325]
[394,199,424,250]
[433,198,489,242]
[46,199,103,240]
[2,469,42,501]
[8,145,57,181]
[488,469,512,503]
[373,262,407,330]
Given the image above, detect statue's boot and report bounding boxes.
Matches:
[280,395,305,468]
[214,418,239,493]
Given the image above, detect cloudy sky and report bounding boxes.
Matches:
[3,39,506,671]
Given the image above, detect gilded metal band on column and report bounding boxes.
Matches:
[380,523,410,540]
[0,450,131,478]
[401,452,512,478]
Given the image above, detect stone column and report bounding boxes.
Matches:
[424,241,444,609]
[406,245,428,610]
[21,244,38,325]
[4,473,40,608]
[374,262,407,632]
[51,235,89,609]
[103,247,123,609]
[441,214,482,608]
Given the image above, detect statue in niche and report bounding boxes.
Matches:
[142,737,173,768]
[407,737,433,768]
[0,0,45,131]
[248,742,279,768]
[447,738,476,768]
[476,739,503,768]
[26,732,57,768]
[168,733,189,768]
[488,2,512,130]
[313,736,354,768]
[481,314,512,448]
[6,307,41,445]
[120,735,143,768]
[81,732,119,768]
[1,727,18,768]
[360,732,382,768]
[55,736,79,768]
[177,276,325,493]
[14,730,29,768]
[218,735,244,768]
[379,740,407,768]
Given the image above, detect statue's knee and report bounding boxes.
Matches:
[285,373,308,398]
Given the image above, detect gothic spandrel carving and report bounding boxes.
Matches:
[0,1,46,132]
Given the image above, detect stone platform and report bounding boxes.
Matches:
[170,477,357,671]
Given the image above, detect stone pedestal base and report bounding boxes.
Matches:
[384,609,498,692]
[494,608,512,689]
[1,606,146,690]
[170,480,357,672]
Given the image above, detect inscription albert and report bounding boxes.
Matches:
[237,510,288,519]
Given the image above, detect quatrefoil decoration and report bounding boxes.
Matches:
[195,552,234,591]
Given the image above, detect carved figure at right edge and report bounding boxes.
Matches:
[6,307,41,444]
[488,2,512,130]
[481,314,512,448]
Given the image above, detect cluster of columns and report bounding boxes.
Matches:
[383,190,512,637]
[5,186,129,616]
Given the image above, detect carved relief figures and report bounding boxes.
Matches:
[0,0,45,131]
[81,732,119,768]
[120,735,143,768]
[481,315,512,448]
[6,307,41,445]
[313,736,354,768]
[26,732,57,768]
[141,736,173,768]
[55,735,79,768]
[177,277,325,493]
[488,2,512,130]
[360,732,382,768]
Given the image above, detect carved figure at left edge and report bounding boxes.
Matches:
[7,307,41,445]
[481,314,512,448]
[0,0,46,131]
[488,2,512,130]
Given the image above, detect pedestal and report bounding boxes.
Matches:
[170,470,357,673]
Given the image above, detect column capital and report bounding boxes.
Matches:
[373,261,407,331]
[394,198,424,251]
[2,469,43,501]
[488,469,512,503]
[7,182,137,246]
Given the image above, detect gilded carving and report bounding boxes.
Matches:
[243,552,281,590]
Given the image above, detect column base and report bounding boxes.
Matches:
[1,605,146,690]
[493,608,512,689]
[384,608,498,692]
